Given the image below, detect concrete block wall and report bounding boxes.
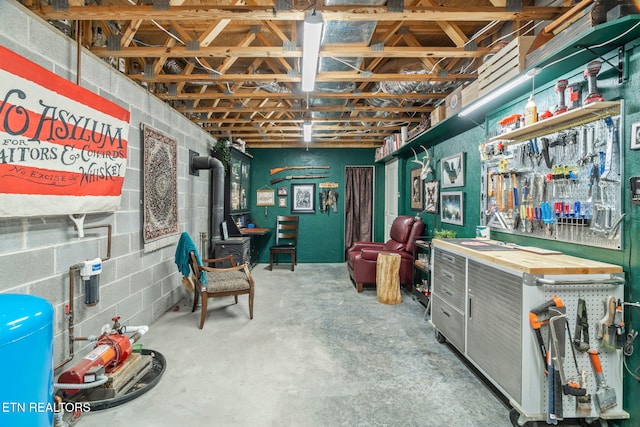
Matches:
[0,1,214,366]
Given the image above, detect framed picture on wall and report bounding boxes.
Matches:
[291,183,315,214]
[441,191,464,225]
[441,152,465,188]
[256,189,275,206]
[410,168,423,211]
[277,186,288,196]
[631,121,640,150]
[278,196,287,208]
[424,180,439,213]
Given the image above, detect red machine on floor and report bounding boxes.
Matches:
[57,317,143,395]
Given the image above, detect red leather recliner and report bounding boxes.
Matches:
[346,216,425,293]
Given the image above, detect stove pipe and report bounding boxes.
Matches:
[190,155,224,253]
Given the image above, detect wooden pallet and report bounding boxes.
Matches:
[477,36,535,97]
[86,352,153,400]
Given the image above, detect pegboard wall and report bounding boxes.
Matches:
[537,282,626,420]
[480,102,623,250]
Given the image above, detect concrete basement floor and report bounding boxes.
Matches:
[79,263,583,427]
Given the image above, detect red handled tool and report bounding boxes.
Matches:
[588,349,617,412]
[529,296,564,373]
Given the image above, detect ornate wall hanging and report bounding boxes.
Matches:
[142,124,178,252]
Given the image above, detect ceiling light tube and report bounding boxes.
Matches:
[301,11,323,92]
[303,120,313,142]
[458,73,532,117]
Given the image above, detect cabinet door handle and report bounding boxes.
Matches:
[442,253,455,263]
[441,270,454,281]
[441,286,453,297]
[468,295,472,320]
[441,308,451,318]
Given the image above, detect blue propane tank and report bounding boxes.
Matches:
[0,294,54,427]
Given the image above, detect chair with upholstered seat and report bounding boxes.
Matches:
[269,215,299,271]
[189,252,255,329]
[346,215,424,293]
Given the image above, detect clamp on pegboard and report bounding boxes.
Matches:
[621,303,640,381]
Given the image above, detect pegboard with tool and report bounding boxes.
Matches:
[480,101,623,250]
[528,280,629,423]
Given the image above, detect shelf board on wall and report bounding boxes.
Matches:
[376,15,640,163]
[487,101,621,144]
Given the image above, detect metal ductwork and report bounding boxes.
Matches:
[190,155,225,246]
[309,0,462,131]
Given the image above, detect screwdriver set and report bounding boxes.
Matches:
[479,102,623,249]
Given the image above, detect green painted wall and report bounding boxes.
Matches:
[401,126,485,238]
[249,41,640,426]
[393,41,640,426]
[247,148,381,263]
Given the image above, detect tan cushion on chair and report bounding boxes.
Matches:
[204,270,251,293]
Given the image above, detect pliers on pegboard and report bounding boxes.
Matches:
[573,298,590,352]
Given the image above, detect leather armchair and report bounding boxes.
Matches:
[346,216,425,293]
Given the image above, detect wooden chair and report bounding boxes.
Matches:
[269,215,299,271]
[189,252,254,329]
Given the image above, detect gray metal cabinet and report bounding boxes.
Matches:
[431,247,466,352]
[466,259,522,403]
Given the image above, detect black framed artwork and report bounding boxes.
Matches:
[424,180,439,213]
[291,183,315,214]
[410,167,423,211]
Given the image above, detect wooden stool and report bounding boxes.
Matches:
[376,252,402,304]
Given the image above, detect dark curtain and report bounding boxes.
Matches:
[344,166,374,257]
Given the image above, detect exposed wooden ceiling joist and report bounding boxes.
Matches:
[24,1,570,149]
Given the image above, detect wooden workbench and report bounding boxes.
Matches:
[432,238,622,275]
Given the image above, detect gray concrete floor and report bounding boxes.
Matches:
[79,263,526,427]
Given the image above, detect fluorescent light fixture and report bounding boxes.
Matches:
[303,120,312,142]
[301,11,323,92]
[458,73,532,117]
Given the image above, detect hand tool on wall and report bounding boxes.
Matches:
[590,212,625,239]
[535,205,542,230]
[550,315,587,397]
[541,137,554,169]
[270,175,328,185]
[588,349,617,413]
[587,163,599,202]
[573,298,590,352]
[496,174,504,211]
[598,296,616,348]
[487,170,495,197]
[600,117,619,182]
[517,204,526,231]
[613,298,625,348]
[548,350,558,425]
[576,369,592,415]
[526,206,535,232]
[529,139,542,167]
[506,179,513,212]
[537,300,565,425]
[583,61,605,105]
[550,134,567,163]
[529,296,565,371]
[548,316,566,423]
[577,125,588,165]
[270,165,330,175]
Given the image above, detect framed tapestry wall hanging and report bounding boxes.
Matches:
[142,124,179,252]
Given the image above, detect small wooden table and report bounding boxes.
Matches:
[376,252,402,304]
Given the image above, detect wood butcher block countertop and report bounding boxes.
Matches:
[433,239,622,275]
